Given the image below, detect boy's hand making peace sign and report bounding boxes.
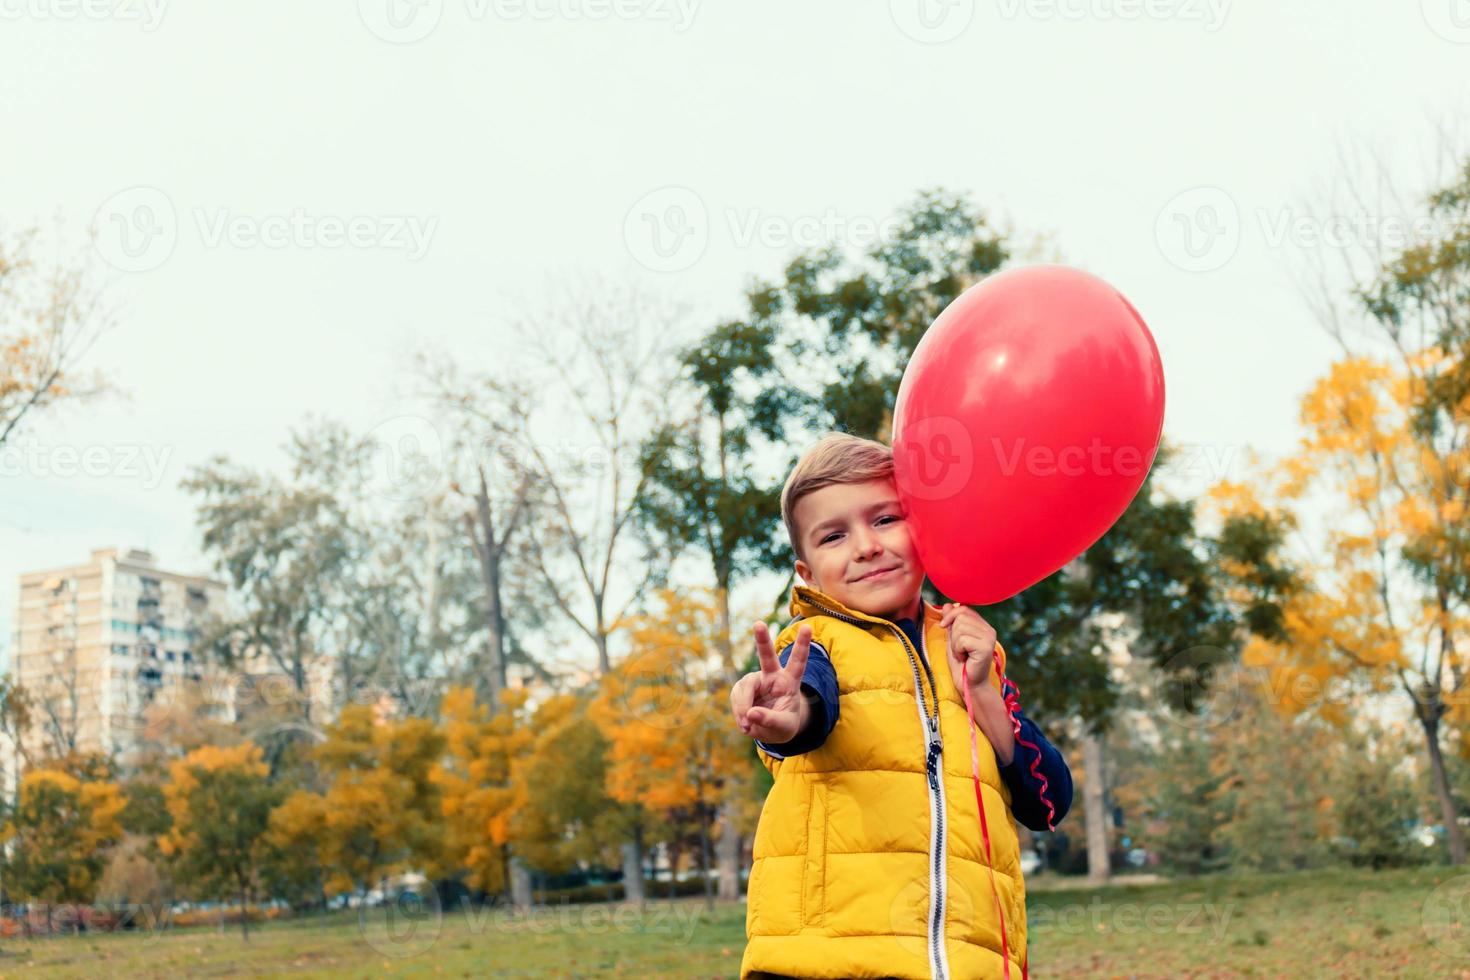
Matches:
[730,622,813,744]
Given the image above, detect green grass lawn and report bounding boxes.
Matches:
[2,865,1464,978]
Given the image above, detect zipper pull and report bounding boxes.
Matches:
[925,736,943,790]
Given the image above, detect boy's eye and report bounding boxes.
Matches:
[877,515,900,525]
[820,532,841,544]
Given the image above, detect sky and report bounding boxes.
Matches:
[2,0,1468,659]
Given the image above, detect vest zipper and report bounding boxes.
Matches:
[800,597,951,980]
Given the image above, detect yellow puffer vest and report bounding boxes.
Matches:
[741,585,1026,980]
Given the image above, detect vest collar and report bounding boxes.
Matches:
[789,584,935,629]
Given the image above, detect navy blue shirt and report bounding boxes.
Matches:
[757,610,1073,833]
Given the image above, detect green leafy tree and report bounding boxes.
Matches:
[3,769,124,932]
[1330,731,1424,870]
[158,743,283,940]
[1143,729,1232,875]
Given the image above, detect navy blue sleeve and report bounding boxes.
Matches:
[996,704,1073,833]
[755,640,839,758]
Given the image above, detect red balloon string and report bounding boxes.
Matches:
[961,661,1027,980]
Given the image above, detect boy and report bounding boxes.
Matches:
[730,433,1073,980]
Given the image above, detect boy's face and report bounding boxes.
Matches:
[793,478,926,622]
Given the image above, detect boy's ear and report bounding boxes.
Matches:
[794,559,814,587]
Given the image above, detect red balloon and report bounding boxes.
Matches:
[892,265,1165,604]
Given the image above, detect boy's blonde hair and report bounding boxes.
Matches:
[781,432,895,561]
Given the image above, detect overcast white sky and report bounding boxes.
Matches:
[3,0,1468,658]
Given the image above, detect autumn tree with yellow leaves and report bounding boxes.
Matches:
[1216,157,1470,864]
[2,768,124,932]
[158,743,282,940]
[510,692,626,877]
[272,705,446,902]
[432,686,534,897]
[0,226,110,448]
[590,589,750,908]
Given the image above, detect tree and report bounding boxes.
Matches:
[157,743,282,940]
[293,705,446,901]
[0,678,36,773]
[183,436,358,731]
[419,355,545,710]
[3,768,124,932]
[1211,670,1337,872]
[589,589,747,909]
[1212,351,1469,864]
[265,788,332,910]
[1141,727,1232,875]
[1277,148,1470,864]
[495,284,683,678]
[743,188,1014,441]
[1329,723,1424,869]
[509,694,625,878]
[432,686,535,897]
[0,225,109,448]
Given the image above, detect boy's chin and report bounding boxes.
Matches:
[846,584,924,620]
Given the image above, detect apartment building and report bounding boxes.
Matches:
[8,547,230,767]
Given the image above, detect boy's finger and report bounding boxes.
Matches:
[746,707,796,743]
[784,626,813,682]
[731,674,755,719]
[753,621,780,674]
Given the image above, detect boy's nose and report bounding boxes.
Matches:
[852,533,883,558]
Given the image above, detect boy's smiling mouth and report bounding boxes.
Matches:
[851,565,902,583]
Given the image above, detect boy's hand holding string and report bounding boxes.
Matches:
[730,623,813,744]
[939,603,1016,766]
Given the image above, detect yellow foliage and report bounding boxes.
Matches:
[431,686,534,893]
[3,769,124,904]
[1242,347,1468,744]
[589,588,751,828]
[158,742,269,859]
